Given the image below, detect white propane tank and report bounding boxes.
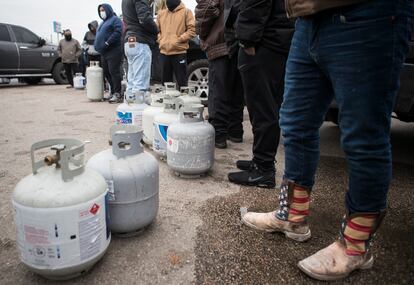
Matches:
[121,75,127,97]
[167,105,215,177]
[142,90,165,146]
[12,139,110,280]
[116,91,148,129]
[86,125,159,236]
[153,97,180,158]
[177,86,202,108]
[164,82,181,98]
[73,73,86,90]
[86,61,104,101]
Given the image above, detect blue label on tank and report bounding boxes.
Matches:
[117,111,132,124]
[158,124,168,142]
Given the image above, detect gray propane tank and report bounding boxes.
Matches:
[86,125,159,236]
[86,61,104,101]
[12,139,110,280]
[164,82,181,98]
[167,104,215,177]
[177,86,202,108]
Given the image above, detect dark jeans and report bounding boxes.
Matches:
[63,63,78,86]
[102,48,123,95]
[208,55,244,141]
[238,46,287,171]
[160,53,187,88]
[280,0,413,213]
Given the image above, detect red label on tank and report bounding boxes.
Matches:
[90,203,100,215]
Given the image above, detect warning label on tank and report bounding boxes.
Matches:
[153,123,168,155]
[167,136,179,153]
[12,192,110,270]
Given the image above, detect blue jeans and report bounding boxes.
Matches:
[125,42,152,93]
[280,0,413,213]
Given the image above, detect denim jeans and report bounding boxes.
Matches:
[280,0,413,213]
[125,42,152,93]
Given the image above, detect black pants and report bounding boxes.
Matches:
[208,55,244,141]
[102,48,123,95]
[238,46,287,170]
[63,63,78,86]
[160,53,187,88]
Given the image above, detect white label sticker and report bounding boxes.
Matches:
[167,136,179,153]
[13,192,110,270]
[106,180,115,201]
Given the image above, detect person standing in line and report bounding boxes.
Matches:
[195,0,244,149]
[82,21,100,66]
[227,0,294,188]
[95,4,123,103]
[241,0,413,281]
[58,29,82,89]
[156,0,196,89]
[122,0,159,97]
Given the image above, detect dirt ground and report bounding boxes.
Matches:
[0,82,413,285]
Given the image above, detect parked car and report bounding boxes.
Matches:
[0,23,67,85]
[150,1,209,101]
[325,38,414,123]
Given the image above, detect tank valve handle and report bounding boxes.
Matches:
[44,144,66,168]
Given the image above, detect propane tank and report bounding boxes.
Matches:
[167,104,215,177]
[73,73,86,90]
[116,91,148,129]
[86,61,104,101]
[164,82,181,98]
[12,139,110,280]
[153,97,180,158]
[177,86,202,108]
[121,75,128,97]
[87,125,159,235]
[142,90,165,146]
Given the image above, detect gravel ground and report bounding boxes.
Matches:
[194,156,414,285]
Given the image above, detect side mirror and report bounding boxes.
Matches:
[38,38,46,46]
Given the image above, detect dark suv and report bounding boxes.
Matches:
[0,23,67,85]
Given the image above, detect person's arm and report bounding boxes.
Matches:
[81,32,88,50]
[195,0,220,40]
[236,0,272,55]
[136,0,159,35]
[156,12,162,43]
[178,9,196,43]
[105,18,123,47]
[58,40,62,57]
[75,40,82,58]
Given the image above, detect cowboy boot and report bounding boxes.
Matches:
[241,180,312,242]
[297,211,386,281]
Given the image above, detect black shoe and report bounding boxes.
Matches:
[228,163,275,188]
[108,93,123,104]
[227,135,243,143]
[66,85,73,89]
[236,160,253,171]
[215,139,227,149]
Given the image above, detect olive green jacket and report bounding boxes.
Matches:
[285,0,367,17]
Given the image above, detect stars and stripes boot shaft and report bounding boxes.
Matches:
[241,180,312,242]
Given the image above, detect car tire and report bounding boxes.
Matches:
[24,77,42,85]
[52,62,69,85]
[187,59,209,104]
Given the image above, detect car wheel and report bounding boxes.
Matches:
[52,62,69,85]
[187,59,209,104]
[24,77,42,85]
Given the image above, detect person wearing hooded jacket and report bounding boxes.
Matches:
[82,20,100,65]
[95,3,123,103]
[122,0,158,95]
[58,29,82,88]
[156,0,196,88]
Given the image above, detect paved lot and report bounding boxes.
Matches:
[0,82,413,284]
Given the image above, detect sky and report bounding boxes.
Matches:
[0,0,196,45]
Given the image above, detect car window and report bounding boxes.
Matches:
[0,24,11,42]
[11,26,39,44]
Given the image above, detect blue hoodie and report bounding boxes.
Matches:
[94,4,123,54]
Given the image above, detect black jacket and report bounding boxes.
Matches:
[223,0,241,57]
[122,0,159,46]
[236,0,294,54]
